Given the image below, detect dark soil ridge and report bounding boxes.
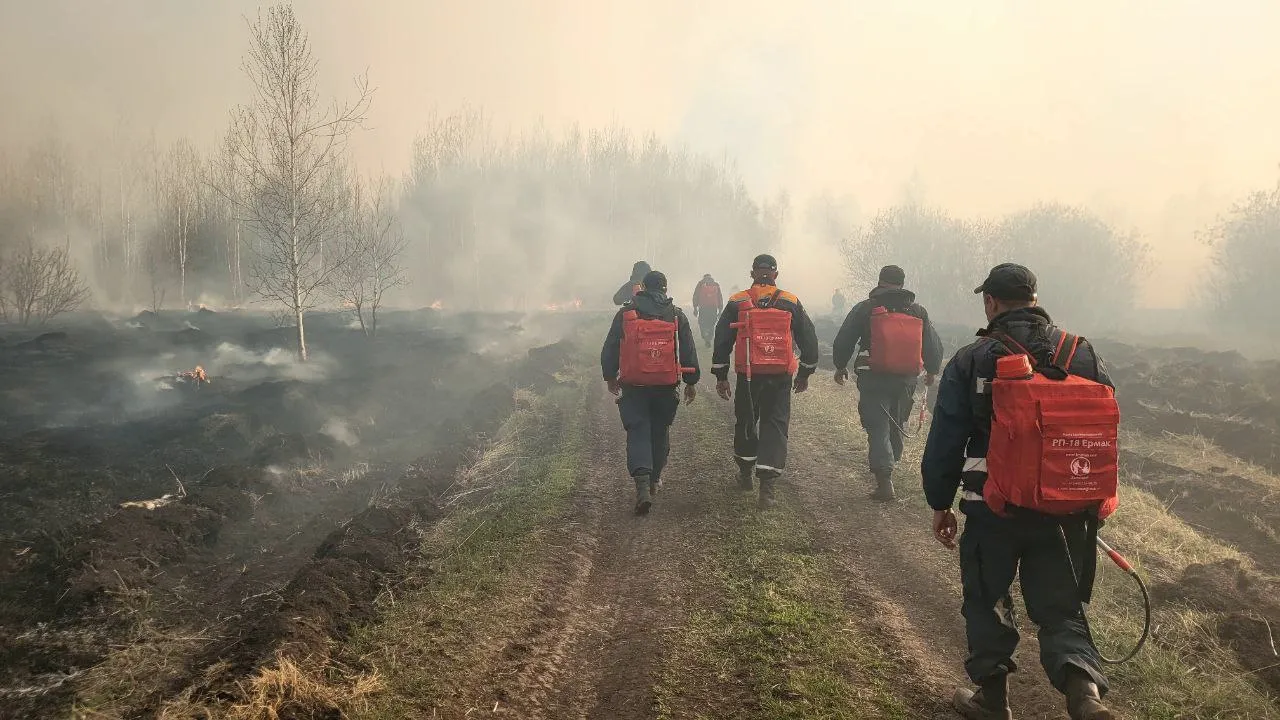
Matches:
[0,338,575,719]
[1152,557,1280,698]
[1122,450,1280,575]
[179,340,578,712]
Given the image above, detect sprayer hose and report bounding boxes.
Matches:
[1098,568,1152,665]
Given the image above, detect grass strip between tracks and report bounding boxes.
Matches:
[338,368,590,718]
[653,396,912,720]
[798,376,1280,720]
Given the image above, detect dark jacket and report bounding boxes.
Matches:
[710,283,820,381]
[692,279,724,313]
[612,261,652,306]
[920,307,1113,511]
[601,290,700,386]
[832,287,944,375]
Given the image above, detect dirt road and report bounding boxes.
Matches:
[354,370,1112,720]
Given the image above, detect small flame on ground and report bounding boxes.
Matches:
[429,300,444,310]
[543,299,584,312]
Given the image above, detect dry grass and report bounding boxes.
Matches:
[222,654,383,720]
[1102,484,1250,583]
[1123,427,1280,495]
[337,378,589,718]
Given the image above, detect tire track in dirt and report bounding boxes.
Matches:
[475,381,726,719]
[784,375,1095,719]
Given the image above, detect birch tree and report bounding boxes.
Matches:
[222,4,372,359]
[333,175,406,337]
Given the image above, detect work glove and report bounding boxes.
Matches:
[932,509,957,549]
[716,380,732,400]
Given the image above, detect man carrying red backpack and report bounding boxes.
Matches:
[691,273,724,347]
[832,265,943,501]
[602,270,700,514]
[711,254,820,508]
[922,264,1118,720]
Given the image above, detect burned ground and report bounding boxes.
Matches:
[0,308,587,718]
[2,311,1280,719]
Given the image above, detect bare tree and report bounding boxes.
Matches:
[0,239,90,326]
[842,203,993,326]
[333,175,407,337]
[221,4,373,360]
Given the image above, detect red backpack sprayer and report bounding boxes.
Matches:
[898,334,1152,664]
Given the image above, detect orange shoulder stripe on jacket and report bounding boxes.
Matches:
[728,290,752,303]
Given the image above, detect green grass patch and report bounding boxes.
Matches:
[653,399,911,720]
[340,372,590,718]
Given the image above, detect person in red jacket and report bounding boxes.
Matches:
[691,274,724,347]
[711,254,820,508]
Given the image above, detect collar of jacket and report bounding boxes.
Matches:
[977,306,1053,336]
[868,286,917,303]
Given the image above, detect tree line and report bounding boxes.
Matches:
[839,201,1152,331]
[0,2,1277,351]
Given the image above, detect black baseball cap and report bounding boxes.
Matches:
[974,263,1037,301]
[878,265,906,286]
[642,270,668,292]
[752,254,778,270]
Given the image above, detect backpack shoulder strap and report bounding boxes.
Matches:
[987,329,1035,366]
[1051,330,1081,372]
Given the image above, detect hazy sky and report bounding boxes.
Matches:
[3,0,1279,306]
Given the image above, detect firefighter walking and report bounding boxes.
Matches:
[691,273,724,347]
[922,264,1119,720]
[832,265,943,500]
[601,270,699,514]
[711,254,820,508]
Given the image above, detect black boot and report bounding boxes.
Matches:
[1065,670,1114,720]
[634,474,652,515]
[737,462,754,491]
[757,476,777,509]
[952,674,1012,720]
[870,470,896,501]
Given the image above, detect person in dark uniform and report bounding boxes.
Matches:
[612,260,651,306]
[711,254,820,508]
[601,270,699,514]
[833,265,943,500]
[922,263,1116,720]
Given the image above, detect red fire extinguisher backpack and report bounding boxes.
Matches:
[731,287,797,379]
[618,310,694,386]
[984,331,1120,519]
[695,282,720,308]
[868,306,924,375]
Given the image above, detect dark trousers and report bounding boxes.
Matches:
[856,374,917,474]
[618,386,681,480]
[958,501,1108,695]
[694,306,717,345]
[733,373,792,479]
